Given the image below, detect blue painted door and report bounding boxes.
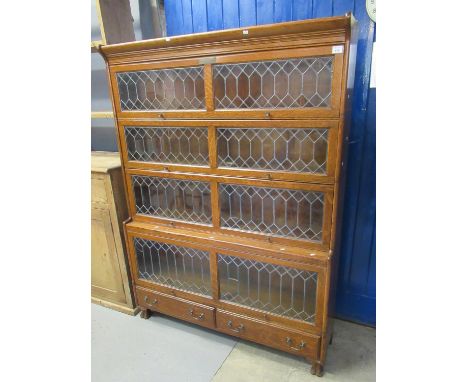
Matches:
[165,0,376,326]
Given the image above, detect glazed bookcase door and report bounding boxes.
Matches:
[130,174,213,226]
[215,121,339,182]
[129,234,212,298]
[110,59,207,117]
[216,249,325,330]
[125,226,327,332]
[118,120,339,184]
[124,125,210,166]
[109,45,344,119]
[211,46,344,118]
[125,169,334,251]
[219,183,326,243]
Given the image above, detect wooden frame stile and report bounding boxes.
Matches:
[102,51,134,222]
[209,248,220,301]
[100,15,356,377]
[204,63,215,112]
[315,14,358,375]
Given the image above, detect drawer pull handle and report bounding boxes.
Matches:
[189,309,205,320]
[285,337,306,351]
[144,295,158,306]
[227,320,244,333]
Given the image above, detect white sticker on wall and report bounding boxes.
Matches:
[332,45,344,54]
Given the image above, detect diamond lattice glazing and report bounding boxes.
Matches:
[132,176,212,224]
[117,67,205,110]
[217,128,328,173]
[213,57,333,109]
[218,254,317,322]
[219,184,324,241]
[134,238,211,296]
[125,126,209,165]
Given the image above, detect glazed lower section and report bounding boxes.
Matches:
[126,222,331,375]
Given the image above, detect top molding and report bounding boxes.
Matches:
[100,14,353,58]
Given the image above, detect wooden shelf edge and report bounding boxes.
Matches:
[91,111,114,119]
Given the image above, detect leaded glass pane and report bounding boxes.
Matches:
[219,184,324,241]
[117,67,205,110]
[132,176,212,224]
[218,254,317,322]
[213,57,333,109]
[217,128,328,173]
[125,126,209,165]
[134,238,211,296]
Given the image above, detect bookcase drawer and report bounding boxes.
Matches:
[136,287,216,329]
[216,309,320,359]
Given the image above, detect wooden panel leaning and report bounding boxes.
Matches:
[100,15,357,377]
[91,152,139,315]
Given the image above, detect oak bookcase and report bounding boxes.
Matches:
[100,14,356,376]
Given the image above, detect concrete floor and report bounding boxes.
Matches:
[92,304,375,382]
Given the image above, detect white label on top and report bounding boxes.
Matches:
[332,45,344,54]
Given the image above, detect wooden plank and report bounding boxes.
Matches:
[95,0,107,43]
[98,0,135,44]
[333,0,355,17]
[256,0,274,25]
[313,0,332,18]
[91,111,114,119]
[192,0,208,33]
[239,0,257,27]
[274,0,292,23]
[165,0,183,36]
[222,0,240,28]
[206,0,223,31]
[151,0,167,38]
[181,0,194,34]
[292,0,313,21]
